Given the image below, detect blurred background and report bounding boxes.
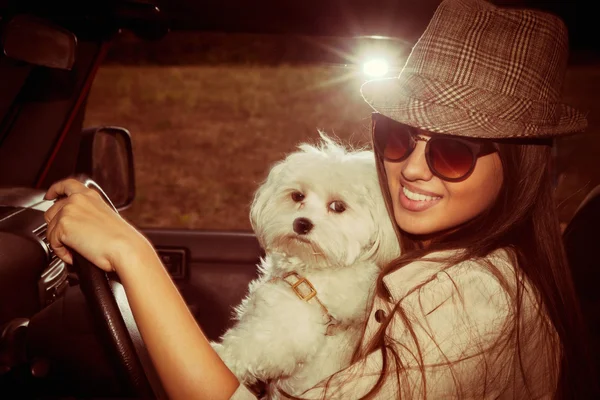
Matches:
[82,0,600,231]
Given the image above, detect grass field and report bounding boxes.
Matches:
[84,64,375,230]
[83,43,600,231]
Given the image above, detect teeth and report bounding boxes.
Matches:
[402,185,441,202]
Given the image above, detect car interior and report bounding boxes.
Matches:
[0,0,598,398]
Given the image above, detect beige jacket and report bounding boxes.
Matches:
[231,248,559,399]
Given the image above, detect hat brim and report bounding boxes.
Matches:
[361,77,588,139]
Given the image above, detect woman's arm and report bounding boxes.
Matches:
[115,239,241,399]
[43,178,244,400]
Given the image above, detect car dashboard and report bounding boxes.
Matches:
[0,188,68,325]
[0,188,122,397]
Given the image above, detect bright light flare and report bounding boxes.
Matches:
[363,58,390,78]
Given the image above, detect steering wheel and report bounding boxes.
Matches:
[69,178,167,399]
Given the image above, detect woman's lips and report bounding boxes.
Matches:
[398,184,442,212]
[401,182,442,198]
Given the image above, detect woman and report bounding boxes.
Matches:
[43,0,595,398]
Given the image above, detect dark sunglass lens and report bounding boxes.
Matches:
[375,120,412,161]
[429,138,475,180]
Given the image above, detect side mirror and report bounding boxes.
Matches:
[1,14,77,70]
[76,127,136,211]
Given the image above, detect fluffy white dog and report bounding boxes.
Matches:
[212,135,400,397]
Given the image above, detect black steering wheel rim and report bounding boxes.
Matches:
[68,177,166,398]
[73,253,157,397]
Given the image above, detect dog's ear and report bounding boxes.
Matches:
[369,196,401,267]
[358,154,401,267]
[249,161,286,248]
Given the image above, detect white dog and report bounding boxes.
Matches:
[212,135,400,397]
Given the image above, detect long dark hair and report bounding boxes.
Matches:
[313,139,596,399]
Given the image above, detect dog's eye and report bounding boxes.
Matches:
[291,191,305,202]
[329,201,346,213]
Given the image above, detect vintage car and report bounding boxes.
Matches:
[0,0,598,398]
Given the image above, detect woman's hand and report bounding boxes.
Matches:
[43,177,150,273]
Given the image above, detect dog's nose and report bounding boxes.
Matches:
[293,217,313,235]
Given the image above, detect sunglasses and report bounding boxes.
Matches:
[372,113,498,182]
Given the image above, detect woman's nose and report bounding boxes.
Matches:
[401,141,433,182]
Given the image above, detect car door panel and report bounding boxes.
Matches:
[140,228,262,341]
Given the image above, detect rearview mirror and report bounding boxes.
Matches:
[2,14,77,70]
[76,127,136,211]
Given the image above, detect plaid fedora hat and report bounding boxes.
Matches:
[361,0,588,139]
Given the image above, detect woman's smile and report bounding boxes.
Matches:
[398,183,443,212]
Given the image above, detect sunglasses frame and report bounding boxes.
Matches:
[372,113,498,182]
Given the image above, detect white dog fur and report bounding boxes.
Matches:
[211,135,400,397]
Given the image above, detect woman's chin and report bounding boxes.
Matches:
[396,213,476,246]
[398,225,439,237]
[394,209,446,236]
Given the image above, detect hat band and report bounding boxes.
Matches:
[393,73,563,126]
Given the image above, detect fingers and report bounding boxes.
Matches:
[46,212,73,265]
[43,197,68,224]
[44,178,103,224]
[44,178,88,201]
[43,192,90,224]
